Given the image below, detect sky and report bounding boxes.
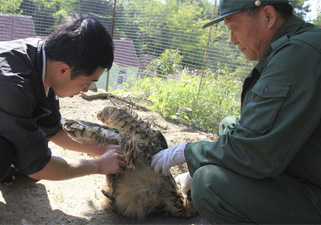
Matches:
[304,0,321,22]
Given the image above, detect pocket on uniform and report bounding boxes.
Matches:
[240,82,290,134]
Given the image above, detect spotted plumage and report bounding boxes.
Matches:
[63,106,197,221]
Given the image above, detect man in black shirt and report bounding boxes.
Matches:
[0,16,125,182]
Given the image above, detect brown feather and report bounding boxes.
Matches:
[63,106,198,221]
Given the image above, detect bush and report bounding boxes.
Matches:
[146,49,183,78]
[114,69,242,133]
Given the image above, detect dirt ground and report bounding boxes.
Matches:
[0,91,218,225]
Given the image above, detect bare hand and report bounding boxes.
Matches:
[96,148,126,175]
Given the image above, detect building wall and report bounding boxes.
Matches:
[96,67,139,91]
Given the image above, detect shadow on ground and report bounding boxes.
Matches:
[0,178,209,225]
[0,178,89,224]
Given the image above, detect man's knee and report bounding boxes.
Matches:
[191,165,247,224]
[0,137,15,182]
[191,165,230,205]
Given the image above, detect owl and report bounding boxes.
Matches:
[63,106,197,222]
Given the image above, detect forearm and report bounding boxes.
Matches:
[50,129,116,156]
[29,148,126,181]
[29,156,98,180]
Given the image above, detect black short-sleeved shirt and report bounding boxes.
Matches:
[0,38,62,175]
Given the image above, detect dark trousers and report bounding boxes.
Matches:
[0,136,14,182]
[191,165,321,224]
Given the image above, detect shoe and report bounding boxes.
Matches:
[1,167,29,183]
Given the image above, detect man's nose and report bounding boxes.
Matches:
[230,32,238,45]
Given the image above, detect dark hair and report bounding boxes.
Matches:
[244,3,293,20]
[44,16,114,79]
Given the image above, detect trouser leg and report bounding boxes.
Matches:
[0,136,14,182]
[191,165,321,224]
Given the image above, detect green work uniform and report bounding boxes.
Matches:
[185,15,321,224]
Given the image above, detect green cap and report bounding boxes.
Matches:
[202,0,289,28]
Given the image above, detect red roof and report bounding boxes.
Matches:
[113,39,139,68]
[0,14,36,41]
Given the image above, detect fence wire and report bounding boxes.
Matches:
[0,0,315,92]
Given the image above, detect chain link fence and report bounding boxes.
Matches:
[0,0,316,92]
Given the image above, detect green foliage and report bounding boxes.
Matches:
[115,69,242,133]
[0,0,23,14]
[116,0,213,69]
[314,15,321,27]
[18,0,113,36]
[147,49,183,78]
[312,4,321,26]
[290,0,310,20]
[166,1,208,67]
[18,0,80,36]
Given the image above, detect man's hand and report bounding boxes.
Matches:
[96,148,126,175]
[151,143,187,176]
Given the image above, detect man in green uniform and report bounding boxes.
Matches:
[151,0,321,223]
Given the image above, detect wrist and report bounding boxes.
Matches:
[96,145,107,156]
[183,142,191,159]
[177,148,186,163]
[99,144,122,156]
[91,158,101,174]
[173,143,188,164]
[92,144,117,157]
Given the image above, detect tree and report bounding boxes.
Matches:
[314,14,321,27]
[311,1,321,26]
[0,0,23,14]
[115,0,215,70]
[166,1,207,68]
[76,0,113,24]
[147,49,183,78]
[19,0,79,36]
[19,0,114,36]
[125,0,169,57]
[290,0,310,20]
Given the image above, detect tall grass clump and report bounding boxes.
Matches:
[114,69,242,133]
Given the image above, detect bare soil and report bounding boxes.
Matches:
[0,92,218,225]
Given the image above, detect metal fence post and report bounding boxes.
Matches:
[106,0,117,91]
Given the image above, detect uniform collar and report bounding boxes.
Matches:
[255,15,306,73]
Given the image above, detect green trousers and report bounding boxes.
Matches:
[190,116,321,224]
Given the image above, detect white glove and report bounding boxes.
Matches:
[151,143,187,176]
[175,172,192,195]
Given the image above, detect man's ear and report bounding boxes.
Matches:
[262,5,278,29]
[57,63,71,79]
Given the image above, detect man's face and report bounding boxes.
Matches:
[224,9,272,61]
[54,66,105,98]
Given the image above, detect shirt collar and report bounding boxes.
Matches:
[255,15,305,73]
[42,46,50,97]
